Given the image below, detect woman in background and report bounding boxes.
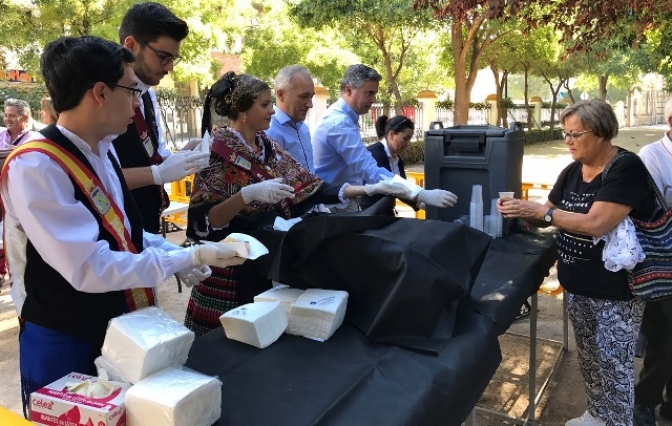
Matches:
[40,97,58,125]
[362,115,415,216]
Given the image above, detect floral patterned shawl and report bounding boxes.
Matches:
[190,126,323,220]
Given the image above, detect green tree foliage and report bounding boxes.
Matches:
[0,0,254,87]
[241,0,357,98]
[289,0,435,113]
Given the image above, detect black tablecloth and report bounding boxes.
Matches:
[186,304,500,426]
[185,225,557,426]
[470,227,557,334]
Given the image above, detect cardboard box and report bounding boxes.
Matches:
[30,372,130,426]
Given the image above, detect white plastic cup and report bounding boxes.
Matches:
[472,185,483,203]
[498,191,514,199]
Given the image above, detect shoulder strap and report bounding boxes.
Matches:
[1,139,155,311]
[603,149,668,211]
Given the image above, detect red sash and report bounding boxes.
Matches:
[133,104,170,213]
[211,139,293,218]
[1,139,156,311]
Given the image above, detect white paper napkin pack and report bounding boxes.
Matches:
[125,367,221,426]
[220,301,288,348]
[254,286,305,314]
[101,307,195,384]
[287,289,349,341]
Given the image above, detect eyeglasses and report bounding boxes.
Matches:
[114,84,142,99]
[137,39,182,66]
[562,130,592,140]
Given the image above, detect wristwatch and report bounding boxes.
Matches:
[544,208,555,223]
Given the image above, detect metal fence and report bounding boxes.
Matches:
[360,103,424,144]
[157,95,204,150]
[434,107,489,128]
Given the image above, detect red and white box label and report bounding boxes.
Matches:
[30,372,130,426]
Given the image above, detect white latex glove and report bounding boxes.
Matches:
[151,151,210,185]
[176,265,212,288]
[190,243,247,268]
[417,189,458,208]
[363,181,414,197]
[240,178,295,204]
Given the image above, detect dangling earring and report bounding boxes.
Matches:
[243,113,247,125]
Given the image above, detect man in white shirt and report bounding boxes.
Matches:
[0,98,40,148]
[1,35,243,417]
[634,98,672,426]
[113,2,209,234]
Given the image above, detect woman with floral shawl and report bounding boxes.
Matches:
[184,71,408,336]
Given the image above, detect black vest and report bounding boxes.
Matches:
[21,126,146,350]
[112,96,163,234]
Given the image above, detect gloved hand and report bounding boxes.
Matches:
[151,151,210,185]
[180,138,203,152]
[176,265,212,287]
[190,242,247,268]
[417,189,458,208]
[240,178,295,204]
[363,181,414,197]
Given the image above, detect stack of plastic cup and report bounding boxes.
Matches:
[491,198,502,237]
[470,185,483,231]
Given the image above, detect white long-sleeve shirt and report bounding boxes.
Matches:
[639,132,672,207]
[1,126,192,315]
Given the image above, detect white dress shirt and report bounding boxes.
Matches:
[135,78,172,159]
[1,126,192,315]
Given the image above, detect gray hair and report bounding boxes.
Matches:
[665,97,672,121]
[560,99,619,140]
[4,98,30,117]
[339,64,382,93]
[275,65,311,91]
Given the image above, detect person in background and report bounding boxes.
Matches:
[633,97,672,426]
[361,115,415,216]
[0,99,39,148]
[266,64,315,172]
[312,64,456,212]
[40,97,58,125]
[499,99,658,426]
[1,35,244,417]
[184,71,412,337]
[113,2,209,234]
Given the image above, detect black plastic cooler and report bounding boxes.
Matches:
[424,124,524,225]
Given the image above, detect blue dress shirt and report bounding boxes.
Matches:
[312,98,394,186]
[266,106,314,172]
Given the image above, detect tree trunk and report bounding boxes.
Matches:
[501,71,509,127]
[382,45,403,114]
[598,75,608,100]
[626,89,632,127]
[490,64,502,126]
[563,81,576,104]
[524,66,533,129]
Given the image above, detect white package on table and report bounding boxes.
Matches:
[125,367,221,426]
[288,288,348,341]
[220,301,288,348]
[102,307,195,384]
[254,286,305,314]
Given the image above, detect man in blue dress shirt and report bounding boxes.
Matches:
[266,65,315,172]
[312,64,458,212]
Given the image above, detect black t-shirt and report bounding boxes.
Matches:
[548,148,658,300]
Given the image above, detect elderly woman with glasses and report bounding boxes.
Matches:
[499,99,658,426]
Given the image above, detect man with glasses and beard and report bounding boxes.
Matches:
[114,2,209,234]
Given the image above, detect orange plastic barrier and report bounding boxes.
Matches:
[0,406,31,426]
[399,171,425,219]
[521,182,554,201]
